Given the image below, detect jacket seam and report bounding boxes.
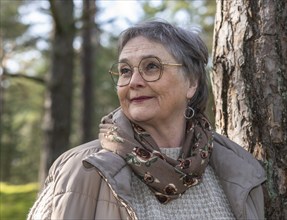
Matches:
[111,162,129,179]
[95,198,121,206]
[54,190,98,201]
[220,176,266,187]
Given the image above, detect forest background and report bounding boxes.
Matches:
[1,0,286,219]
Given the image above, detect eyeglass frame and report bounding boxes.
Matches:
[109,56,183,87]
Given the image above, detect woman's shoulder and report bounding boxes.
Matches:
[48,139,102,178]
[212,132,265,178]
[213,133,259,163]
[56,139,101,161]
[31,140,104,219]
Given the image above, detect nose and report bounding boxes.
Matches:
[129,67,146,88]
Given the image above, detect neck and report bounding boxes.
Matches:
[136,117,187,148]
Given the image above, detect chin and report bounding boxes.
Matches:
[127,110,153,123]
[122,105,156,123]
[129,114,150,123]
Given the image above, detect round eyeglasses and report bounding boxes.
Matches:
[109,56,182,87]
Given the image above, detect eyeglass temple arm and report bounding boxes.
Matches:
[162,63,183,66]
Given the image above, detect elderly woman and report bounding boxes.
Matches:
[28,20,266,220]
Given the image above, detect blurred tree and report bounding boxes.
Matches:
[40,0,75,185]
[91,44,119,135]
[1,0,45,183]
[80,0,97,143]
[212,0,287,218]
[1,0,26,183]
[140,0,215,50]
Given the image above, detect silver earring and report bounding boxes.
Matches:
[184,106,195,119]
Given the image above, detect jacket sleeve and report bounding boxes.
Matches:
[27,179,54,219]
[245,184,265,220]
[27,140,102,220]
[212,133,266,219]
[50,163,102,219]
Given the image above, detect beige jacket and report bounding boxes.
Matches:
[28,134,266,220]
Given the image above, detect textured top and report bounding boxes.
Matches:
[131,147,235,220]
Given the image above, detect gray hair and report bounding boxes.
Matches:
[117,20,209,114]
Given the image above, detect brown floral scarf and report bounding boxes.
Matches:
[99,108,213,204]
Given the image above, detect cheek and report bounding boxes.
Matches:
[117,88,127,105]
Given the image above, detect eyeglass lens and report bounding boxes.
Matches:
[110,57,163,86]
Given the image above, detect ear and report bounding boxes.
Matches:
[186,81,198,99]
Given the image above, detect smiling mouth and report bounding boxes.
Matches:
[130,96,153,102]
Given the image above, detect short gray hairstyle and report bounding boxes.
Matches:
[117,19,209,114]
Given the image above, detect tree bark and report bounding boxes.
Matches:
[40,0,75,186]
[81,0,96,143]
[212,0,287,219]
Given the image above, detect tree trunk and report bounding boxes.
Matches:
[40,0,75,186]
[81,0,96,143]
[212,0,287,219]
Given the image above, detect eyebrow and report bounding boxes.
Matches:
[118,55,158,63]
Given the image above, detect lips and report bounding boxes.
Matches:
[130,96,153,102]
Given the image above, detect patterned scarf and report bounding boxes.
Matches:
[99,108,213,204]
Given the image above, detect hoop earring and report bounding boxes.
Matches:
[184,106,195,119]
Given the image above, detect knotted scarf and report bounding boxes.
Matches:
[99,108,213,204]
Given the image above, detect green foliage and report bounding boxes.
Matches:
[138,0,216,51]
[0,0,28,39]
[70,43,119,146]
[1,0,47,183]
[141,0,168,18]
[1,77,44,183]
[0,182,38,220]
[94,45,119,125]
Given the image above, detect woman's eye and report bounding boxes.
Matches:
[120,68,132,76]
[145,62,160,71]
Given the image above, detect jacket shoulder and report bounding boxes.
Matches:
[213,133,265,173]
[48,139,101,176]
[47,139,103,218]
[211,132,266,186]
